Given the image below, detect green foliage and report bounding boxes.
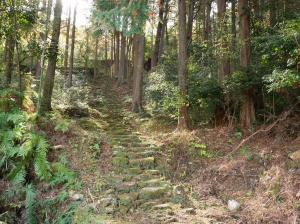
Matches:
[0,109,51,184]
[54,119,70,133]
[264,69,300,92]
[52,202,80,224]
[25,184,37,224]
[145,69,180,119]
[240,146,254,161]
[188,73,223,123]
[49,162,77,189]
[92,0,148,35]
[189,142,217,158]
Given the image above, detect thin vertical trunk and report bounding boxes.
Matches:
[84,29,89,76]
[269,0,277,27]
[105,34,108,61]
[238,0,255,132]
[4,34,15,87]
[151,0,164,69]
[94,38,99,79]
[204,0,212,41]
[231,0,237,72]
[38,0,62,114]
[68,5,77,87]
[217,0,230,82]
[36,0,52,79]
[132,34,145,113]
[114,30,120,79]
[187,0,195,45]
[177,0,189,130]
[63,6,71,81]
[110,32,114,77]
[118,33,126,84]
[158,0,169,60]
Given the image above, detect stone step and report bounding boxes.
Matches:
[129,157,155,169]
[127,150,157,159]
[139,186,170,200]
[138,178,169,188]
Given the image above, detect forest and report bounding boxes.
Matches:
[0,0,300,223]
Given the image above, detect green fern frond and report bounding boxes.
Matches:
[34,135,51,180]
[25,184,36,224]
[8,164,26,184]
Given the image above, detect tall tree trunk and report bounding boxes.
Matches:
[38,0,62,114]
[151,0,164,69]
[114,30,120,79]
[118,33,126,84]
[187,0,195,45]
[231,0,237,72]
[132,34,145,113]
[94,38,99,79]
[84,28,89,76]
[36,0,52,79]
[217,0,230,82]
[158,3,168,59]
[68,5,77,87]
[4,34,15,87]
[204,0,212,41]
[178,0,189,130]
[110,32,114,77]
[63,6,71,82]
[269,0,277,27]
[238,0,255,132]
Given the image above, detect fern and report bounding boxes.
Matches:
[25,184,36,224]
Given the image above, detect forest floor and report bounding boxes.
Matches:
[46,74,300,223]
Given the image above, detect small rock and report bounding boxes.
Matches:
[70,193,84,201]
[99,197,112,207]
[185,207,196,215]
[290,150,300,162]
[105,206,115,214]
[228,199,240,211]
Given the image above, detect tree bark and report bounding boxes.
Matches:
[177,0,189,130]
[118,33,126,84]
[238,0,255,132]
[84,28,89,76]
[114,30,120,79]
[63,6,71,82]
[38,0,62,114]
[94,38,99,79]
[187,0,195,45]
[204,0,212,41]
[132,34,145,113]
[151,0,164,69]
[231,0,237,73]
[269,0,277,27]
[4,34,15,87]
[68,5,77,87]
[217,0,230,82]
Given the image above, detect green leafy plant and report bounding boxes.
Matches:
[264,69,300,92]
[54,119,70,133]
[0,110,51,184]
[25,184,37,224]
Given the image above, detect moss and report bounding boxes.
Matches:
[139,186,169,200]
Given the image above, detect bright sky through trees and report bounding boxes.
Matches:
[62,0,92,27]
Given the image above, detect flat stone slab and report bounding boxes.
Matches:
[139,186,169,200]
[129,157,155,169]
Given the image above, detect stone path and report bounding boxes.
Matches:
[73,79,231,224]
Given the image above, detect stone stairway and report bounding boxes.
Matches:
[93,95,184,223]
